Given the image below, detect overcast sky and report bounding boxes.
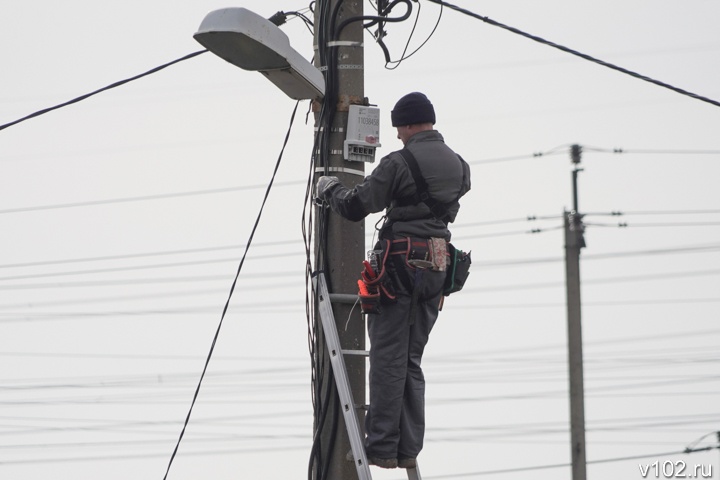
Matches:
[1,1,719,479]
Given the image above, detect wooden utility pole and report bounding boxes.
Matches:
[565,144,587,480]
[313,1,366,479]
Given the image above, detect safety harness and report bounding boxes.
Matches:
[395,147,466,224]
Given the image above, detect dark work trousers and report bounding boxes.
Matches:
[365,254,446,460]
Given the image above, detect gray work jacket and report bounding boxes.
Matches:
[325,130,471,240]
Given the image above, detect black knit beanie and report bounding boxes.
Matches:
[390,92,436,127]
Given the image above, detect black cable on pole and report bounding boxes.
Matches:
[383,1,444,69]
[306,2,344,477]
[161,100,300,480]
[424,0,720,109]
[0,50,208,132]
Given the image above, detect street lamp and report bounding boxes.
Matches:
[194,7,324,100]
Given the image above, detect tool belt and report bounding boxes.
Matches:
[358,237,451,315]
[390,236,471,297]
[389,237,471,297]
[389,237,448,271]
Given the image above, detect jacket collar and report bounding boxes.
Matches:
[405,129,444,147]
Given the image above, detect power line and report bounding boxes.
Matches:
[1,241,715,283]
[467,145,569,165]
[1,297,717,322]
[584,146,720,155]
[0,146,571,215]
[0,257,302,283]
[161,101,300,480]
[3,326,718,362]
[447,298,720,310]
[0,241,298,270]
[454,214,562,228]
[2,146,712,217]
[464,268,720,293]
[457,225,563,240]
[475,242,720,269]
[586,209,720,217]
[0,214,559,271]
[0,445,310,466]
[0,181,304,215]
[422,445,719,478]
[426,0,720,108]
[0,50,207,132]
[0,276,257,290]
[587,221,720,228]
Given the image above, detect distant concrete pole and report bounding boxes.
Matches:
[313,1,365,479]
[565,144,587,480]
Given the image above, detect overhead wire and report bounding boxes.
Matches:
[1,241,716,284]
[467,144,571,165]
[0,445,311,466]
[383,1,444,69]
[0,241,299,270]
[0,181,305,215]
[3,265,717,298]
[0,4,716,468]
[421,444,720,479]
[342,0,414,62]
[586,221,720,229]
[5,350,715,406]
[4,330,716,464]
[161,100,301,480]
[2,299,719,322]
[8,205,716,275]
[0,50,208,132]
[463,268,720,294]
[0,256,303,283]
[0,214,554,270]
[584,146,720,155]
[585,208,720,217]
[5,142,712,216]
[456,224,564,240]
[425,0,720,108]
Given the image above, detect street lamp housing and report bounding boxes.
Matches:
[194,8,324,100]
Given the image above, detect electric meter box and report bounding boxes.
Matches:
[344,105,381,162]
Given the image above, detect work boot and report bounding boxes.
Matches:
[346,450,398,469]
[398,457,417,469]
[368,456,398,469]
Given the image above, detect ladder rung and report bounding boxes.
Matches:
[329,293,359,305]
[342,349,369,356]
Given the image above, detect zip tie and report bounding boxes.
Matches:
[314,126,345,133]
[327,40,364,47]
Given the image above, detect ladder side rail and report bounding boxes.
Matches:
[407,464,422,480]
[313,272,372,480]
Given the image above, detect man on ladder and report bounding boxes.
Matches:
[317,92,471,470]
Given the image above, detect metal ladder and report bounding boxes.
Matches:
[313,272,422,480]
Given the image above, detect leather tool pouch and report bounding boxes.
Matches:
[357,240,397,314]
[357,279,381,315]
